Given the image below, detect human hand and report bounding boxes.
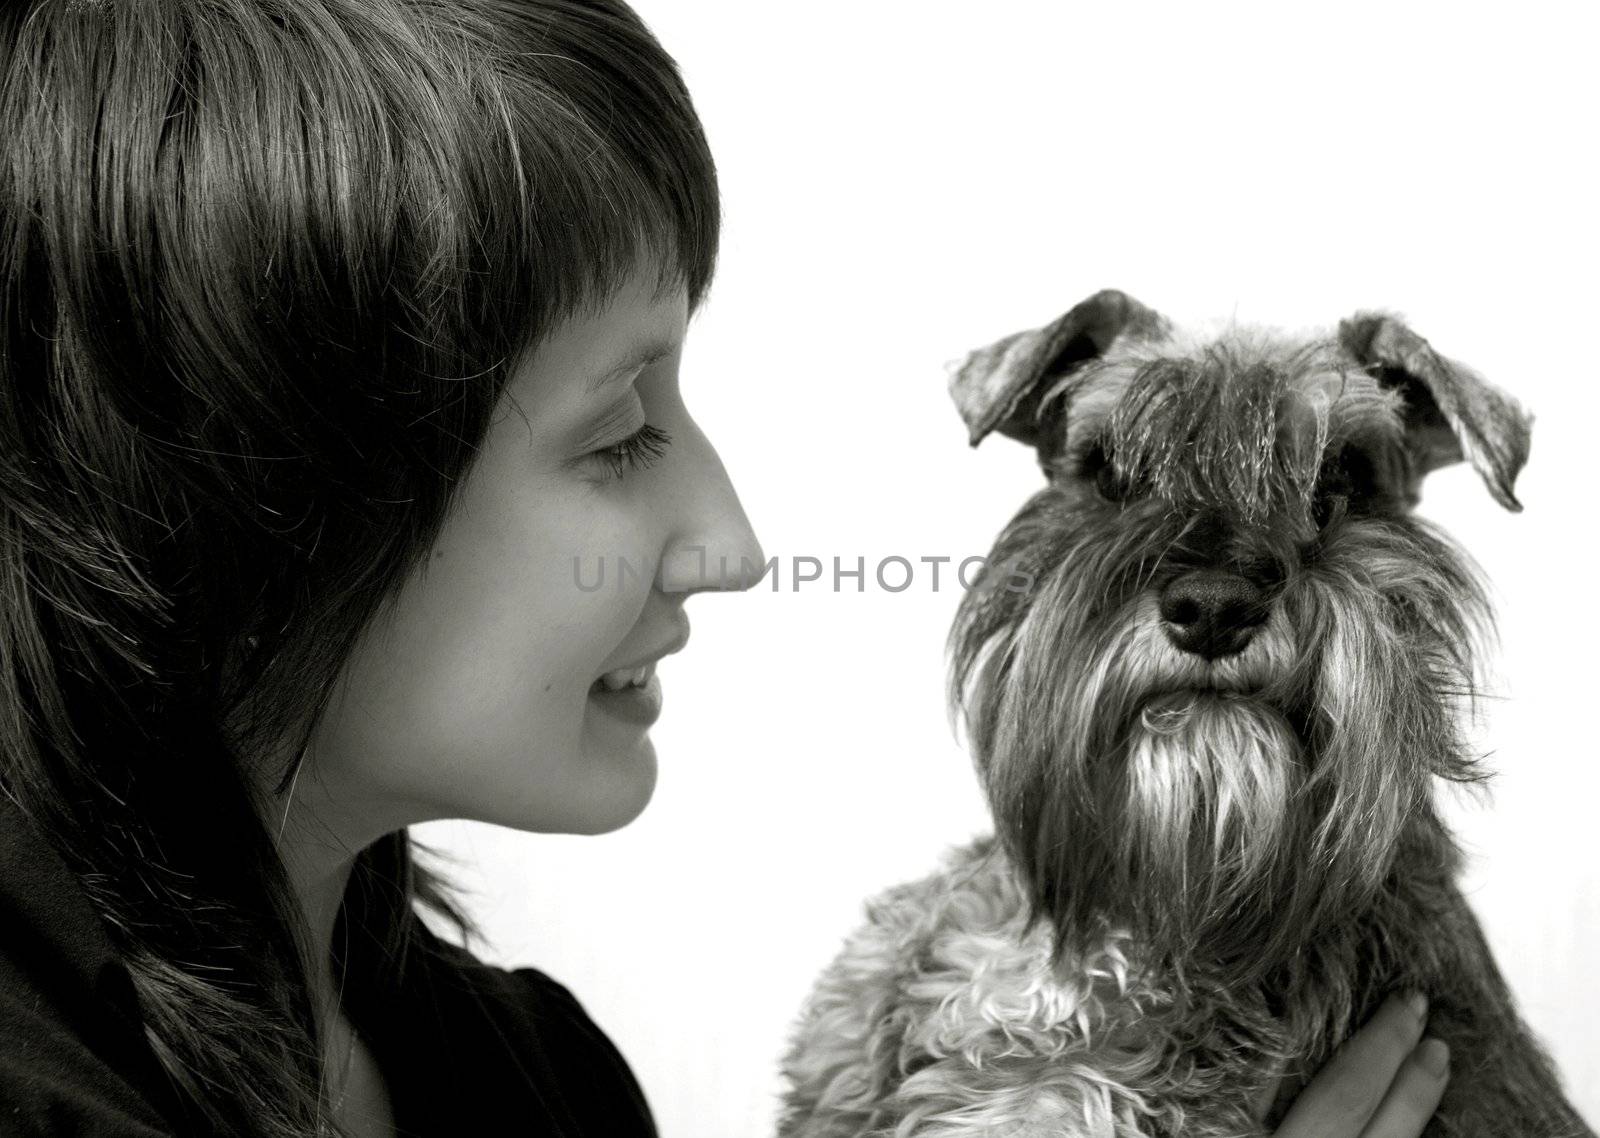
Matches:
[1273,991,1449,1137]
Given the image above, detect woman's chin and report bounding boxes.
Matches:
[541,737,658,836]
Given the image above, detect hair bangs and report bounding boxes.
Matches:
[343,0,722,380]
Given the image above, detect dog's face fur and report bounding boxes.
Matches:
[946,291,1532,978]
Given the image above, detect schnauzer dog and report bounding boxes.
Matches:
[779,291,1593,1137]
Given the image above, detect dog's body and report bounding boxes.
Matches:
[781,836,1579,1137]
[780,293,1593,1137]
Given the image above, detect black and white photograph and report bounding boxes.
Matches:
[0,2,1594,1136]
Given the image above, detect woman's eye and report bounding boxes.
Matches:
[588,422,673,481]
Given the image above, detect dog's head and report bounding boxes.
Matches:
[947,290,1531,975]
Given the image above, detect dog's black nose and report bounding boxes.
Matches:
[1159,570,1268,660]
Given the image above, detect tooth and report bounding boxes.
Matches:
[600,671,630,692]
[630,666,647,686]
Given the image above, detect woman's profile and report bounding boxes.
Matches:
[0,1,1460,1135]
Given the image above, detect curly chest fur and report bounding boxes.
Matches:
[778,837,1512,1138]
[784,840,1281,1136]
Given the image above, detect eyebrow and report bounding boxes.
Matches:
[582,340,679,395]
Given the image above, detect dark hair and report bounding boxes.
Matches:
[0,0,717,1133]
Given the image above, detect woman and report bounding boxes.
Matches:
[0,1,1452,1135]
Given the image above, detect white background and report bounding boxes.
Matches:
[416,3,1599,1134]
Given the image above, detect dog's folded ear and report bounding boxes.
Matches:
[947,289,1169,453]
[1338,313,1532,512]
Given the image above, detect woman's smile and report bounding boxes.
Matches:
[587,615,691,727]
[587,670,664,726]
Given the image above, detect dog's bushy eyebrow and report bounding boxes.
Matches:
[1097,338,1397,521]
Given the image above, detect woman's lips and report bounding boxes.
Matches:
[586,618,688,726]
[587,670,663,726]
[593,659,656,692]
[591,622,690,688]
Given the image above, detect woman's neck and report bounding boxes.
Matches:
[267,753,398,1034]
[277,815,360,1028]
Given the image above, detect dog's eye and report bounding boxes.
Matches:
[1312,443,1378,528]
[1083,442,1138,503]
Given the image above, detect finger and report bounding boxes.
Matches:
[1357,1039,1450,1138]
[1274,991,1429,1137]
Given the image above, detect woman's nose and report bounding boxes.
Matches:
[655,431,767,595]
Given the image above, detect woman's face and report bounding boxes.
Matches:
[301,268,764,838]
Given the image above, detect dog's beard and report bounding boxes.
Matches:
[952,504,1486,977]
[1016,609,1324,972]
[1117,691,1300,926]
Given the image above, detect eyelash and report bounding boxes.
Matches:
[589,422,673,480]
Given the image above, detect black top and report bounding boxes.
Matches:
[0,794,657,1137]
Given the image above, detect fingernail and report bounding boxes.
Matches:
[1416,1037,1450,1077]
[1404,990,1428,1021]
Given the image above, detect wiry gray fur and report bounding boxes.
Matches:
[779,292,1591,1137]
